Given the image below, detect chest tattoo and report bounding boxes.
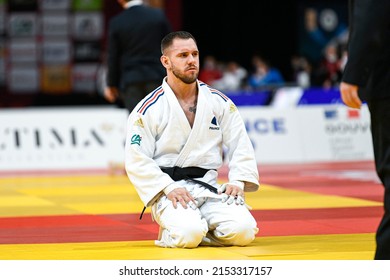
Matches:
[188,101,197,114]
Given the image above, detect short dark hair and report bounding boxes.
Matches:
[161,31,197,54]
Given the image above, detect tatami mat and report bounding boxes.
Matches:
[0,161,383,260]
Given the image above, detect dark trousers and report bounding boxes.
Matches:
[368,98,390,260]
[121,81,161,113]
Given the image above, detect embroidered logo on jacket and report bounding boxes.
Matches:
[230,103,237,113]
[134,118,144,128]
[131,134,142,145]
[209,116,220,130]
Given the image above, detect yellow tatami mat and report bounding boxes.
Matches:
[0,234,375,260]
[0,161,384,260]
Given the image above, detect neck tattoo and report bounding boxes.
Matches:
[189,102,197,114]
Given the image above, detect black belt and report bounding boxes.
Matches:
[160,166,218,194]
[139,166,218,220]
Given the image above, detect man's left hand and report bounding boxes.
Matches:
[218,182,245,205]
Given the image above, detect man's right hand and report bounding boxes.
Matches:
[340,82,362,109]
[166,187,196,209]
[104,87,119,103]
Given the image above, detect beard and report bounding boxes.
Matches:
[171,65,198,84]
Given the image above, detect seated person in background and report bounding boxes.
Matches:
[248,55,284,89]
[212,61,247,91]
[290,55,312,88]
[199,55,223,85]
[313,44,342,88]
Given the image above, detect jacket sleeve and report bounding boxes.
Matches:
[219,100,260,192]
[125,111,174,206]
[342,0,390,86]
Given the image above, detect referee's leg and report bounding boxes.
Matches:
[369,98,390,260]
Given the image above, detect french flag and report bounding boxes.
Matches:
[347,109,360,119]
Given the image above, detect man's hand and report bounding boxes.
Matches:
[340,82,362,109]
[104,86,119,103]
[166,187,197,209]
[218,182,245,205]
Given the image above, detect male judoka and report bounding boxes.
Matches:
[125,31,260,248]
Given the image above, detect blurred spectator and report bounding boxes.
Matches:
[290,55,312,88]
[212,61,247,91]
[248,55,284,89]
[313,44,342,88]
[198,55,223,85]
[338,45,348,72]
[302,7,348,64]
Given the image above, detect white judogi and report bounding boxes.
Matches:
[125,78,259,247]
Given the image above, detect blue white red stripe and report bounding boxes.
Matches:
[199,81,229,102]
[137,86,164,115]
[209,87,229,102]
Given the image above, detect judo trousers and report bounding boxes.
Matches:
[151,196,259,248]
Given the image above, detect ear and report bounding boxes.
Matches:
[160,55,170,69]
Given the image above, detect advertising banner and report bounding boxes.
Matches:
[0,108,127,172]
[72,12,103,40]
[40,0,71,10]
[8,65,40,93]
[238,105,373,163]
[8,12,38,36]
[0,105,374,172]
[41,64,72,94]
[42,39,71,64]
[72,0,103,11]
[9,38,38,63]
[299,105,373,162]
[240,107,305,163]
[72,63,99,93]
[42,13,70,36]
[0,2,5,34]
[73,41,101,62]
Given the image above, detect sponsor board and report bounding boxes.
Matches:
[8,12,38,37]
[8,64,40,93]
[299,106,373,161]
[240,107,305,163]
[41,64,72,93]
[0,108,127,171]
[239,105,373,163]
[0,3,5,34]
[42,38,71,64]
[8,38,38,63]
[40,0,71,10]
[0,105,374,171]
[72,0,103,11]
[42,13,70,36]
[73,41,101,61]
[72,63,99,93]
[72,12,103,40]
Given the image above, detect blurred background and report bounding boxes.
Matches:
[2,0,370,173]
[0,0,348,108]
[0,1,383,264]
